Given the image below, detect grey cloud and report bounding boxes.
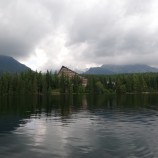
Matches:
[64,0,158,67]
[121,30,158,54]
[125,0,153,15]
[0,0,52,58]
[0,0,158,70]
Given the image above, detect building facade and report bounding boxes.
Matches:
[58,66,88,87]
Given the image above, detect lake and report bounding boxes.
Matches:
[0,94,158,158]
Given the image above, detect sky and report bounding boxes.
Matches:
[1,0,158,71]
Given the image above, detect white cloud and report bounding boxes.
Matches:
[1,0,158,71]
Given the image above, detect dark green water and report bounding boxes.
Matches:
[0,94,158,158]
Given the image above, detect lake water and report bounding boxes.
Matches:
[0,94,158,158]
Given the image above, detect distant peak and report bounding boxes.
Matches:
[0,55,30,74]
[0,54,11,58]
[85,64,158,74]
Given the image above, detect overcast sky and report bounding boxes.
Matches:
[1,0,158,71]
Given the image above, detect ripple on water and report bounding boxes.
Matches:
[1,94,158,158]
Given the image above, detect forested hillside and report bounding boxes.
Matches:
[0,55,29,74]
[0,70,158,95]
[0,70,85,95]
[86,73,158,94]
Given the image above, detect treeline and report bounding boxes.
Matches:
[0,70,158,95]
[0,70,85,95]
[86,73,158,94]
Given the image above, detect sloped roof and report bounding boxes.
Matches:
[58,66,88,86]
[58,66,79,76]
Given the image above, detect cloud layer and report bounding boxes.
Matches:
[1,0,158,71]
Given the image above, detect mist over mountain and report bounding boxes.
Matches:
[85,64,158,74]
[1,54,158,75]
[0,55,30,74]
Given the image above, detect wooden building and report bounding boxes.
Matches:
[58,66,88,87]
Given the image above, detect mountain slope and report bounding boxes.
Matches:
[85,64,158,74]
[0,55,30,74]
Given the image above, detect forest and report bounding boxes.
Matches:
[0,70,158,95]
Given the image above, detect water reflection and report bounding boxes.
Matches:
[0,94,158,157]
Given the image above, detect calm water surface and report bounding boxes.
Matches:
[0,94,158,158]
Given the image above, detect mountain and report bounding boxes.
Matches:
[85,64,158,74]
[0,55,30,74]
